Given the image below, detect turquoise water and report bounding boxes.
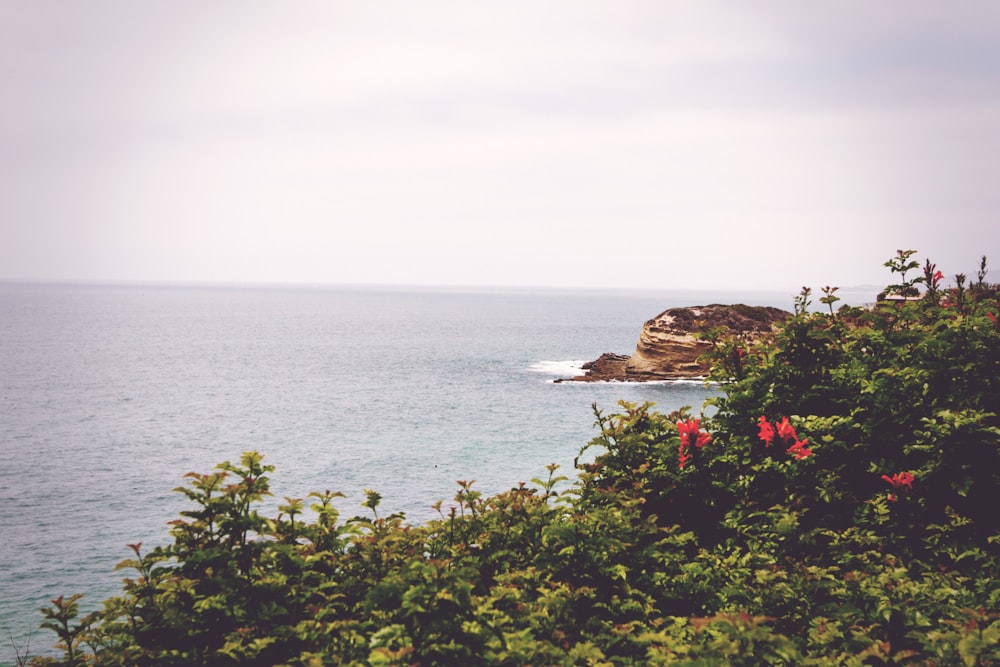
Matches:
[0,282,802,661]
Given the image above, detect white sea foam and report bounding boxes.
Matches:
[528,359,588,377]
[556,377,715,386]
[529,360,718,385]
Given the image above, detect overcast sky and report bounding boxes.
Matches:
[1,1,998,291]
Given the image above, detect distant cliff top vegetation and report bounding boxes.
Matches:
[646,303,789,334]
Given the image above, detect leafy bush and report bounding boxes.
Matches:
[31,251,999,666]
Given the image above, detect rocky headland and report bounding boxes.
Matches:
[557,304,791,382]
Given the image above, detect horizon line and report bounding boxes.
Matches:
[0,276,887,300]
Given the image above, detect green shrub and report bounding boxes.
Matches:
[32,250,1000,666]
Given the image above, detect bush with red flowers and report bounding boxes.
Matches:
[30,251,999,666]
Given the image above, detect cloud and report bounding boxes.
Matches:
[1,1,998,289]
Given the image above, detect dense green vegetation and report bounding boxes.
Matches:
[30,251,999,666]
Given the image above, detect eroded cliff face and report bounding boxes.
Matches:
[559,304,790,382]
[624,329,714,380]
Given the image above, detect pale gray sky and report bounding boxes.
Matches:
[1,1,998,290]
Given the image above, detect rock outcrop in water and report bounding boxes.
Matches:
[557,304,790,382]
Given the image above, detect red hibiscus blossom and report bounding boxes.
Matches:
[758,416,775,447]
[786,437,812,460]
[881,471,915,492]
[677,419,711,450]
[775,417,796,443]
[678,449,691,470]
[676,418,710,469]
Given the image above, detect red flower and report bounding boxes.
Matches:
[678,449,691,470]
[677,419,711,449]
[676,418,710,469]
[757,416,775,447]
[932,270,944,288]
[786,437,812,460]
[881,471,915,493]
[988,311,998,330]
[677,418,699,438]
[775,417,796,443]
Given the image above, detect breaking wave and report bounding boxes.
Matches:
[528,359,588,377]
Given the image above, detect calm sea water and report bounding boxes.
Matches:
[0,282,806,660]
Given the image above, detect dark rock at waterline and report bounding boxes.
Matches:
[553,353,629,383]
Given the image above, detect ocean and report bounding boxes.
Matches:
[0,281,809,661]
